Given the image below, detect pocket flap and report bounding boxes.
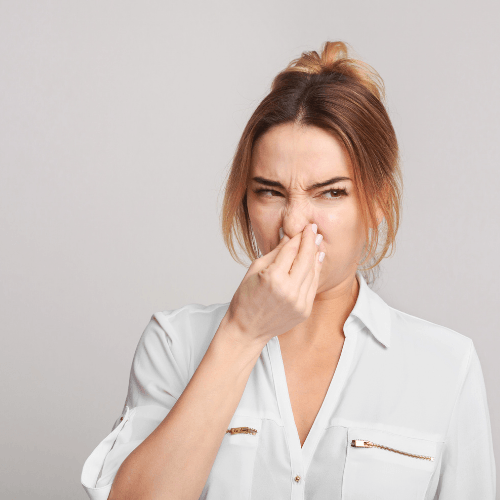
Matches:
[201,415,262,499]
[225,414,262,446]
[342,427,439,499]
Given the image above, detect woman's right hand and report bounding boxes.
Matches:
[223,223,327,348]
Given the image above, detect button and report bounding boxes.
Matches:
[294,475,301,483]
[120,417,123,421]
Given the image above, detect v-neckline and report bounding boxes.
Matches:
[267,322,359,478]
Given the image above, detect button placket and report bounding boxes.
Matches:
[301,325,360,476]
[267,320,362,499]
[267,339,305,500]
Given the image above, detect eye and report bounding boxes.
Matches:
[320,187,348,200]
[253,188,284,198]
[252,187,349,200]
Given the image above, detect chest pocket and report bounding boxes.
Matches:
[199,415,262,500]
[342,426,438,500]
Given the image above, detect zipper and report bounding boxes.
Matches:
[226,427,258,435]
[351,439,434,461]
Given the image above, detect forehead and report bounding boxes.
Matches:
[251,123,352,178]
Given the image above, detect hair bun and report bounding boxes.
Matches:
[272,40,385,103]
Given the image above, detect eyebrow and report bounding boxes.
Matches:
[251,175,352,191]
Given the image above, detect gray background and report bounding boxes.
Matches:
[1,1,498,498]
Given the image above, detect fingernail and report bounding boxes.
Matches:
[312,223,317,234]
[319,251,325,263]
[279,227,284,240]
[315,234,323,246]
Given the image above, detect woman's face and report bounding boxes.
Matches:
[246,122,378,293]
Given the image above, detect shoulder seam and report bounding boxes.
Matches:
[442,338,474,443]
[388,306,472,342]
[156,301,230,319]
[149,314,186,395]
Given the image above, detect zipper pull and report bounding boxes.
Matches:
[351,439,374,448]
[226,426,258,435]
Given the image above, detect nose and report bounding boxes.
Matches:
[280,212,317,239]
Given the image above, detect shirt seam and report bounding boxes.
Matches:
[323,423,444,444]
[442,338,473,444]
[265,340,295,488]
[231,414,284,427]
[390,306,473,343]
[340,430,349,499]
[146,314,185,399]
[421,341,472,500]
[156,301,230,319]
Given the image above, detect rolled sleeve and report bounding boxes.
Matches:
[81,313,187,499]
[435,340,496,499]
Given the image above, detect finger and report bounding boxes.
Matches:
[252,230,291,271]
[270,231,304,274]
[298,233,326,299]
[297,247,319,305]
[304,248,324,309]
[288,224,320,283]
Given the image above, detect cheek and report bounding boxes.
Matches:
[249,204,279,235]
[247,197,280,251]
[321,208,359,240]
[317,206,365,257]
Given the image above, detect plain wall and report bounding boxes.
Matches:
[0,1,498,498]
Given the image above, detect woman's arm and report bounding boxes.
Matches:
[108,315,267,500]
[433,340,496,499]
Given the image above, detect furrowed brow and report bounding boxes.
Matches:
[252,176,352,191]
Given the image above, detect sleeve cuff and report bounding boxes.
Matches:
[81,404,173,499]
[81,406,131,500]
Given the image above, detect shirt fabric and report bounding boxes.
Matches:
[81,270,496,499]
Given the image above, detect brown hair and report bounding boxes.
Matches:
[218,41,402,285]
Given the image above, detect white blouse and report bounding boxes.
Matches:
[81,270,496,499]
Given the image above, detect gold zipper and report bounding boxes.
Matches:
[351,439,434,461]
[226,427,258,435]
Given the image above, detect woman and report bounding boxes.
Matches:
[81,41,496,499]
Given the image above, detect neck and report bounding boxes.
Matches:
[278,272,360,352]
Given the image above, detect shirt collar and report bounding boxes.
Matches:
[344,270,392,348]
